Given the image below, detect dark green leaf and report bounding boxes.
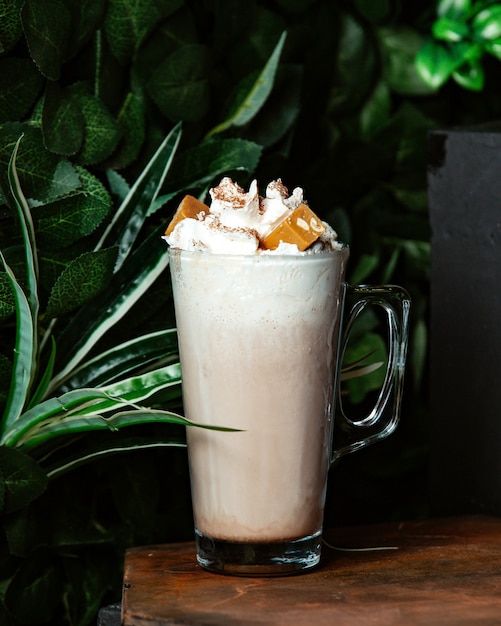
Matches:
[6,387,118,447]
[0,58,44,122]
[359,81,391,140]
[133,7,198,83]
[164,138,262,192]
[472,6,501,41]
[42,82,85,156]
[43,158,83,203]
[349,254,379,284]
[46,497,115,548]
[4,552,59,623]
[485,37,501,59]
[242,64,302,149]
[3,136,40,428]
[34,166,112,249]
[0,447,47,514]
[224,6,285,77]
[8,134,39,311]
[25,404,229,452]
[27,336,56,409]
[106,92,146,170]
[263,0,314,13]
[13,364,186,449]
[97,123,181,270]
[148,44,212,122]
[452,59,484,90]
[328,12,378,113]
[21,0,71,80]
[0,461,4,512]
[211,1,256,53]
[106,168,130,201]
[43,436,185,479]
[353,0,392,23]
[49,229,169,386]
[61,329,179,390]
[342,332,387,404]
[0,0,24,53]
[380,246,401,284]
[4,504,49,556]
[0,253,35,436]
[38,241,87,293]
[0,353,13,407]
[391,102,434,168]
[432,17,470,41]
[437,0,472,19]
[64,0,106,60]
[94,30,129,114]
[104,0,183,63]
[45,246,118,318]
[396,239,431,281]
[110,454,159,527]
[450,40,483,64]
[415,38,455,89]
[73,93,121,165]
[0,124,81,205]
[208,31,287,136]
[0,273,15,320]
[103,0,135,63]
[388,185,428,213]
[379,27,437,96]
[64,551,118,626]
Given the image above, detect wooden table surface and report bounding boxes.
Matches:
[122,515,501,625]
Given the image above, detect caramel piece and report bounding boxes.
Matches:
[261,203,326,251]
[165,195,209,236]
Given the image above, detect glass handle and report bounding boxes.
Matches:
[330,285,411,465]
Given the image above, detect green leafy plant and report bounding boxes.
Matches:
[416,0,501,90]
[0,125,253,445]
[0,130,383,624]
[0,126,258,623]
[2,0,500,623]
[0,14,285,620]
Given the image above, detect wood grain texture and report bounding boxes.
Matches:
[122,516,501,625]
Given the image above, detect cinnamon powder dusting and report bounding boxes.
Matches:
[210,179,247,208]
[208,216,259,240]
[268,179,289,197]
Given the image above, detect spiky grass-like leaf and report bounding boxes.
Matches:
[207,31,287,137]
[47,228,170,392]
[0,254,34,434]
[60,329,178,390]
[96,121,182,270]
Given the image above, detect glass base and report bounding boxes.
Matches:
[195,529,322,576]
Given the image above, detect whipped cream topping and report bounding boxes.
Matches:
[166,213,259,254]
[208,178,296,240]
[164,177,341,254]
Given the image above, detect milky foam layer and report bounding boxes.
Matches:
[169,248,349,541]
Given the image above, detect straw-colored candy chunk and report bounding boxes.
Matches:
[164,195,209,236]
[262,203,326,251]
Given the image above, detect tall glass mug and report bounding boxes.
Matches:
[168,246,410,575]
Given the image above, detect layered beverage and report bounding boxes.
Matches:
[164,177,409,574]
[165,178,347,573]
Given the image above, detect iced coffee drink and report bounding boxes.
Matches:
[164,178,409,574]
